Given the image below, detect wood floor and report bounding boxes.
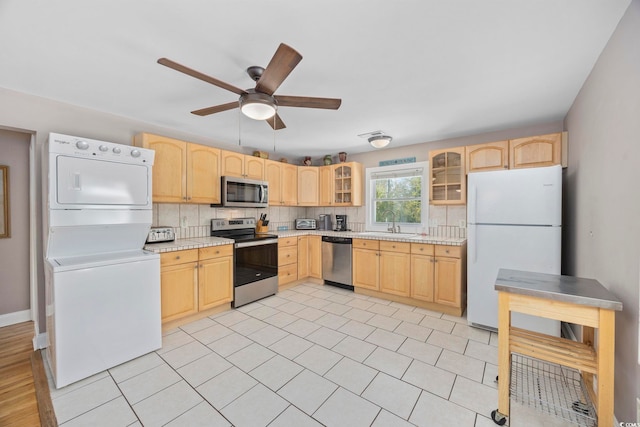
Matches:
[0,321,56,427]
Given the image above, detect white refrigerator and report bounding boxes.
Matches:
[467,165,562,336]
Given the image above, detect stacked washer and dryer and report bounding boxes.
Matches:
[43,133,161,388]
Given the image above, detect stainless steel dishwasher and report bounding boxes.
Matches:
[322,236,353,290]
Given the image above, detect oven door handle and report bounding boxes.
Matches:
[235,239,278,249]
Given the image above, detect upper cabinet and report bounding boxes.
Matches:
[465,140,509,173]
[134,133,220,204]
[265,159,297,206]
[318,163,363,206]
[509,133,562,169]
[466,132,566,174]
[429,147,466,205]
[298,167,319,206]
[221,150,264,180]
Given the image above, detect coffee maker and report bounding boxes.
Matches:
[335,214,348,231]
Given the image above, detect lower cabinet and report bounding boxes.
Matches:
[354,238,467,315]
[278,237,298,286]
[308,235,322,279]
[297,236,309,279]
[159,245,233,324]
[160,250,199,323]
[198,245,234,311]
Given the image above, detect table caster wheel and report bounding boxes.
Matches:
[491,409,507,426]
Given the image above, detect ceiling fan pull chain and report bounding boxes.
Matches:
[273,115,276,152]
[238,109,242,147]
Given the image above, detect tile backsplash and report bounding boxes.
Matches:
[154,203,466,239]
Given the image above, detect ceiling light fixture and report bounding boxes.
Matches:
[368,135,392,149]
[240,90,277,120]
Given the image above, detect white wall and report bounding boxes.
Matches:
[564,0,639,421]
[0,129,31,317]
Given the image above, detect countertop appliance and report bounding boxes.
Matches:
[211,218,278,307]
[146,226,175,243]
[219,176,268,208]
[335,214,348,231]
[318,214,332,231]
[322,236,353,289]
[43,133,160,388]
[467,165,562,336]
[295,218,317,230]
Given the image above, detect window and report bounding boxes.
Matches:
[365,162,429,233]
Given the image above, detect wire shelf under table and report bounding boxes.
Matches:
[510,353,597,427]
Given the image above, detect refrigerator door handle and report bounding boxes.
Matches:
[469,226,476,263]
[468,183,477,224]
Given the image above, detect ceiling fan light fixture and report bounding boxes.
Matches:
[368,135,392,149]
[240,91,277,120]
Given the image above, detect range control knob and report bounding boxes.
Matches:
[76,140,89,150]
[131,149,141,158]
[112,147,122,154]
[98,145,108,152]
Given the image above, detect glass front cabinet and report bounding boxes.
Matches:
[429,148,466,205]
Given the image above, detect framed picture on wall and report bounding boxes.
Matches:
[0,165,9,238]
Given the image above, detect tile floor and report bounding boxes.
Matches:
[46,282,571,427]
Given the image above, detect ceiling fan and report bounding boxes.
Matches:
[157,43,342,130]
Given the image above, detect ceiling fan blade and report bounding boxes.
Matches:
[158,58,246,96]
[266,113,286,130]
[191,101,238,116]
[255,43,302,96]
[275,95,342,110]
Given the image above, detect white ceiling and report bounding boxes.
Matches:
[0,0,631,158]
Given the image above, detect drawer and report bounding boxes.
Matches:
[278,245,298,266]
[411,243,435,255]
[435,245,462,258]
[160,249,198,267]
[379,240,410,254]
[199,244,233,260]
[278,263,298,285]
[278,237,297,247]
[353,239,379,250]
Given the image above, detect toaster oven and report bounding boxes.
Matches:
[146,227,175,243]
[295,218,317,230]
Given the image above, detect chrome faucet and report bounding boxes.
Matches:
[381,210,400,233]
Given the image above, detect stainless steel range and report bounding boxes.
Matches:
[211,218,278,307]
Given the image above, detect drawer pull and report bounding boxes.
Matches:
[392,245,396,248]
[445,249,450,253]
[175,256,180,260]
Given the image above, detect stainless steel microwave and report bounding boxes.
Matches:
[220,176,269,208]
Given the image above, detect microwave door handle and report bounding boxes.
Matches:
[259,185,265,203]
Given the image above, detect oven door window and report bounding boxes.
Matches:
[235,243,278,286]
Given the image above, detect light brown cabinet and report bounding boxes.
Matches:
[352,239,380,291]
[297,236,309,279]
[465,141,509,173]
[298,167,319,206]
[378,241,411,297]
[509,133,562,169]
[198,245,233,311]
[308,235,322,279]
[159,250,199,323]
[278,237,298,286]
[265,160,297,206]
[354,238,466,315]
[409,243,466,313]
[134,133,221,204]
[221,150,265,180]
[159,246,233,324]
[319,163,363,206]
[429,147,466,205]
[465,132,565,174]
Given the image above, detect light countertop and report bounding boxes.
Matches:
[145,230,465,253]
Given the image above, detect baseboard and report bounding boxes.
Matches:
[34,332,48,350]
[0,309,31,327]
